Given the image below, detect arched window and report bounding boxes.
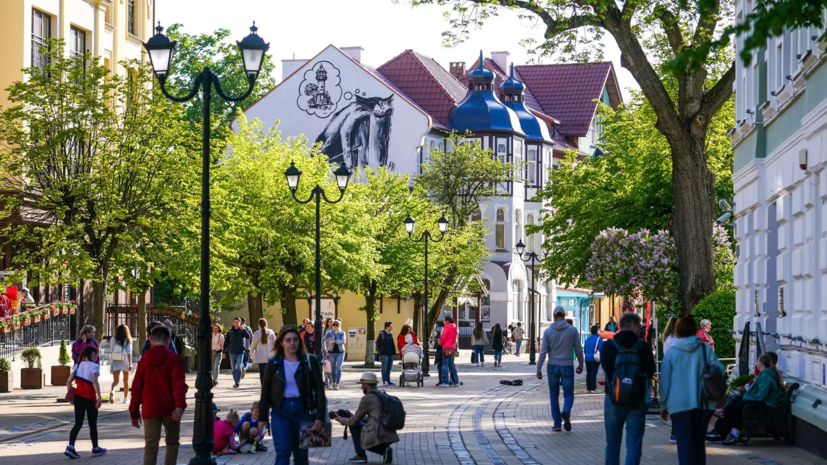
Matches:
[515,209,523,247]
[495,208,505,250]
[526,214,535,254]
[471,207,482,222]
[513,280,523,322]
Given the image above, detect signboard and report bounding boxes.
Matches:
[310,299,336,323]
[481,305,490,322]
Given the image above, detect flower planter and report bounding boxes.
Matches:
[12,323,20,331]
[21,368,43,389]
[0,371,12,393]
[51,366,71,386]
[42,312,49,320]
[52,309,59,316]
[22,319,30,327]
[69,308,75,315]
[0,327,7,334]
[32,316,40,324]
[60,308,68,315]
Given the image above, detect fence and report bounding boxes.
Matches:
[0,304,73,362]
[104,304,198,349]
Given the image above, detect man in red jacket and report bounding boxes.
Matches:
[130,326,188,465]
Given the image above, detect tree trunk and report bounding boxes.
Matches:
[363,285,377,367]
[426,288,451,342]
[412,292,422,339]
[247,292,263,324]
[90,268,108,334]
[278,284,298,326]
[669,137,717,313]
[137,287,147,355]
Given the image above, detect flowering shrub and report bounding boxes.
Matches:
[585,228,638,298]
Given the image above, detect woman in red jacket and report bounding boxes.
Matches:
[697,319,715,352]
[439,316,459,386]
[397,325,419,350]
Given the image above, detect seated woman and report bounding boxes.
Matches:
[708,351,778,441]
[720,353,784,445]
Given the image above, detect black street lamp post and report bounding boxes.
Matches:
[515,240,543,365]
[284,161,352,358]
[143,23,269,465]
[404,213,448,377]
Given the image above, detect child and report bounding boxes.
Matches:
[323,356,333,390]
[65,345,107,459]
[213,409,245,455]
[236,401,267,452]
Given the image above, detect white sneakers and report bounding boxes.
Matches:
[333,383,339,390]
[123,396,129,404]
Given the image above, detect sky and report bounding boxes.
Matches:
[157,0,636,101]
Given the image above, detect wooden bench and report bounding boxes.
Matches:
[741,382,799,445]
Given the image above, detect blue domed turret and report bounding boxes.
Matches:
[448,51,523,135]
[499,64,551,143]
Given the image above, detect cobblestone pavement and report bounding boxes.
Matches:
[0,353,823,464]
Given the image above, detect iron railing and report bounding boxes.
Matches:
[0,305,72,362]
[105,303,197,349]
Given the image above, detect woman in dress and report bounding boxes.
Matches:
[109,324,133,403]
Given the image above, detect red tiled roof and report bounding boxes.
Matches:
[377,50,466,127]
[515,62,620,137]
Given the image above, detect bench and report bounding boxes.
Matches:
[741,382,799,445]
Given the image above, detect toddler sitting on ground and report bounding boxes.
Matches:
[213,410,247,455]
[236,401,267,452]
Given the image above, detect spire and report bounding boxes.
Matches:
[466,50,494,87]
[498,63,526,98]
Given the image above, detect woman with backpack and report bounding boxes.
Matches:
[471,322,489,367]
[583,325,602,393]
[72,326,99,365]
[109,324,133,404]
[660,315,725,464]
[257,325,327,465]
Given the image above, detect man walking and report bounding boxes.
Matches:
[513,322,525,356]
[537,307,584,432]
[130,326,188,465]
[604,316,618,332]
[376,321,397,386]
[240,317,254,378]
[334,372,399,463]
[599,312,655,465]
[223,317,250,388]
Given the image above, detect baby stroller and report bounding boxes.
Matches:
[398,344,424,387]
[323,357,333,390]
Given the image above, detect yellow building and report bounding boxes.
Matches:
[0,0,155,109]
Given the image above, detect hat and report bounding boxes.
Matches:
[553,306,566,317]
[357,371,379,385]
[21,287,29,292]
[212,403,220,413]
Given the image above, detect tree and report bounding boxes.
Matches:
[0,42,194,332]
[406,0,737,312]
[415,133,513,336]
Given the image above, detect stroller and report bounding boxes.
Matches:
[398,344,424,387]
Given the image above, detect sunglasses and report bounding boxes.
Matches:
[280,325,299,331]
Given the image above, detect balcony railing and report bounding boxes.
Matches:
[0,303,73,362]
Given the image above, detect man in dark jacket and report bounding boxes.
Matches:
[240,317,254,377]
[375,321,397,386]
[130,326,188,465]
[604,316,618,332]
[223,317,250,388]
[599,312,655,465]
[163,320,184,356]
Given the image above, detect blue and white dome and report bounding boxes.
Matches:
[499,64,552,143]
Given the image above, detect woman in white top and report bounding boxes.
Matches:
[250,318,277,386]
[662,316,678,354]
[211,324,225,387]
[109,324,133,404]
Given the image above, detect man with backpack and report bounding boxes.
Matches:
[536,307,584,432]
[334,371,401,464]
[599,312,656,465]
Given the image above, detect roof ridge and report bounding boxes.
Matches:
[382,49,463,106]
[515,61,611,68]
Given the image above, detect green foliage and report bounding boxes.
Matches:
[0,358,10,372]
[58,339,71,366]
[730,373,756,391]
[693,289,737,358]
[21,348,42,369]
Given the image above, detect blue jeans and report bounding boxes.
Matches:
[494,350,502,363]
[271,398,314,465]
[473,345,485,363]
[243,350,250,370]
[211,350,222,383]
[229,353,244,384]
[604,395,648,465]
[671,409,711,465]
[547,365,574,427]
[329,352,344,384]
[442,354,458,385]
[516,339,523,354]
[350,421,391,457]
[381,355,394,384]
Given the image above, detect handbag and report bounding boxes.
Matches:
[66,366,77,404]
[592,338,601,363]
[443,347,455,357]
[701,343,726,403]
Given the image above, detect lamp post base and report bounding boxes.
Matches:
[188,456,217,465]
[528,361,537,365]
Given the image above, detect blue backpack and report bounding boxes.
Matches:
[609,340,646,409]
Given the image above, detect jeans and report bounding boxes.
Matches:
[243,350,250,370]
[350,421,390,457]
[69,395,98,448]
[671,409,711,465]
[143,416,180,465]
[229,353,244,384]
[585,361,600,392]
[211,350,222,384]
[473,345,485,363]
[547,365,574,427]
[329,352,344,384]
[259,363,268,385]
[516,339,523,354]
[494,350,502,364]
[442,354,458,385]
[604,395,648,465]
[381,355,394,384]
[271,398,314,465]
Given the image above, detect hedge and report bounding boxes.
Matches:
[693,289,736,358]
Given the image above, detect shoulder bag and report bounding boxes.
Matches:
[592,337,601,363]
[65,365,78,404]
[111,342,125,362]
[701,343,726,403]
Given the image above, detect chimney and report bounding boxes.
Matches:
[491,51,510,73]
[450,62,466,81]
[281,59,308,81]
[341,46,364,63]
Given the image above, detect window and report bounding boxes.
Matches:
[32,10,51,72]
[775,41,783,91]
[526,214,535,254]
[526,148,537,185]
[471,207,482,222]
[105,4,114,25]
[495,208,505,250]
[417,146,424,174]
[70,27,86,59]
[482,280,491,307]
[559,298,576,307]
[496,141,507,164]
[513,281,523,322]
[128,0,136,35]
[515,209,522,247]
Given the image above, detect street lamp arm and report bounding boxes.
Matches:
[319,186,346,204]
[211,73,256,102]
[156,73,203,103]
[289,187,316,205]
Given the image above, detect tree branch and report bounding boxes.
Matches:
[654,6,685,55]
[699,62,735,119]
[692,0,720,48]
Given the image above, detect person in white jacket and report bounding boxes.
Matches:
[250,318,276,386]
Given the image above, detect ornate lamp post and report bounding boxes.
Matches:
[284,161,352,358]
[404,213,448,376]
[515,239,544,365]
[143,22,269,465]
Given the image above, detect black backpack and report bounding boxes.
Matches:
[609,339,646,409]
[370,390,406,430]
